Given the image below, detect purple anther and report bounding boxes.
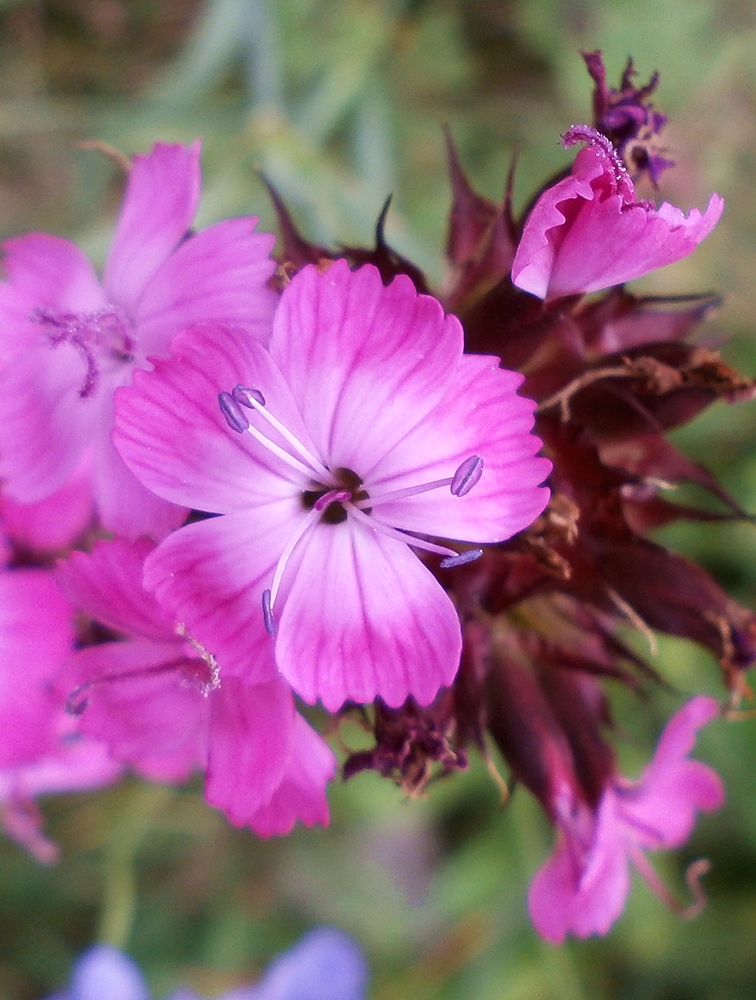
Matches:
[451,455,484,497]
[440,548,483,569]
[262,589,278,636]
[313,489,351,512]
[218,391,250,433]
[65,685,90,717]
[232,384,266,408]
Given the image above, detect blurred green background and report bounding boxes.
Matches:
[2,1,756,997]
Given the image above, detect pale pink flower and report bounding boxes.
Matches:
[528,696,724,942]
[56,538,335,835]
[511,127,723,301]
[114,260,550,710]
[0,142,276,539]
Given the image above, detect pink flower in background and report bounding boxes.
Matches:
[56,538,335,835]
[0,142,277,539]
[0,566,120,862]
[511,126,723,301]
[529,696,724,942]
[114,260,550,710]
[0,569,74,768]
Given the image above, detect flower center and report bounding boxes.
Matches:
[34,305,136,398]
[218,383,486,634]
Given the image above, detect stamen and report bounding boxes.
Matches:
[65,656,196,716]
[231,387,332,482]
[451,455,484,497]
[218,391,250,433]
[440,548,483,569]
[232,384,266,408]
[354,455,485,508]
[262,589,278,636]
[347,505,458,559]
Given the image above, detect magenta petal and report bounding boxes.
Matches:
[143,512,293,682]
[1,461,93,554]
[61,639,208,782]
[512,145,724,300]
[103,141,202,313]
[617,696,724,849]
[0,570,73,766]
[271,260,463,471]
[92,407,187,540]
[529,796,630,943]
[277,520,462,710]
[136,218,277,356]
[0,234,105,360]
[55,537,173,640]
[114,323,307,513]
[370,354,550,541]
[246,713,335,837]
[0,340,97,503]
[205,677,294,828]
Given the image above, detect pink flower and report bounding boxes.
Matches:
[528,696,724,942]
[56,538,335,835]
[0,566,120,862]
[114,260,550,710]
[0,142,277,539]
[0,721,121,864]
[511,127,723,301]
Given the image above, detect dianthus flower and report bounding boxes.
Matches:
[528,696,724,942]
[56,537,335,836]
[511,126,723,301]
[0,142,276,539]
[114,260,550,710]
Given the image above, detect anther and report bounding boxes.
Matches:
[218,391,250,433]
[232,385,266,408]
[262,589,278,636]
[451,455,484,497]
[440,548,483,569]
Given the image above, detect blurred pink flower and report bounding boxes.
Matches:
[0,566,120,862]
[529,695,724,942]
[0,142,276,539]
[114,260,550,710]
[511,127,723,301]
[57,537,335,835]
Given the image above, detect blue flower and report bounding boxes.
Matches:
[45,928,368,1000]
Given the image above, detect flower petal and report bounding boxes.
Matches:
[114,323,309,514]
[0,570,73,766]
[0,234,105,361]
[245,713,335,837]
[136,217,277,356]
[617,696,724,849]
[512,146,724,300]
[249,927,368,1000]
[205,677,294,829]
[103,141,202,314]
[60,639,209,782]
[143,511,294,682]
[56,538,173,641]
[0,340,97,504]
[369,354,550,542]
[276,518,462,709]
[270,260,463,471]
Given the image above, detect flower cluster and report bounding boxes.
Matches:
[1,50,751,943]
